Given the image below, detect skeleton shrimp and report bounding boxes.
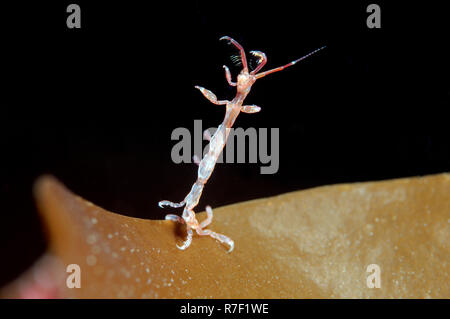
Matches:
[159,36,325,252]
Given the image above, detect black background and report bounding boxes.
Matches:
[1,1,449,286]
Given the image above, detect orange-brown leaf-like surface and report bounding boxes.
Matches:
[2,174,450,298]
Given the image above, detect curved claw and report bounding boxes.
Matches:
[249,50,267,74]
[200,205,214,228]
[176,228,193,250]
[220,235,234,253]
[210,234,234,253]
[196,227,234,252]
[219,36,248,72]
[226,240,234,253]
[219,36,232,42]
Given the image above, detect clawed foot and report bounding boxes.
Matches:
[196,227,234,253]
[197,206,234,252]
[164,206,234,252]
[165,214,192,250]
[176,228,193,250]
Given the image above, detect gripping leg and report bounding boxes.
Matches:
[200,205,214,228]
[159,200,186,209]
[249,51,267,75]
[223,65,236,86]
[176,228,194,250]
[196,227,234,253]
[195,86,228,105]
[242,104,261,114]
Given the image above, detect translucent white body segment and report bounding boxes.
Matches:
[198,154,215,181]
[184,182,204,210]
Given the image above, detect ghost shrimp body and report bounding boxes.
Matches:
[159,36,325,252]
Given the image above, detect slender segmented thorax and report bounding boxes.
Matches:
[184,181,204,210]
[184,117,234,211]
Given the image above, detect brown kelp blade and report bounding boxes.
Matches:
[2,174,450,298]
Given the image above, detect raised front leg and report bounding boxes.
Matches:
[242,104,261,114]
[195,86,229,105]
[220,36,248,73]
